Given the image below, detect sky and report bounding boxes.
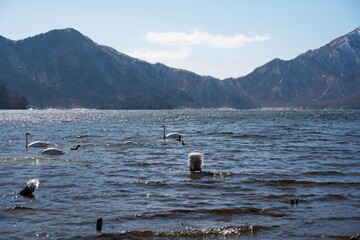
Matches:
[0,0,359,79]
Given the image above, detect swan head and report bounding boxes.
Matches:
[71,145,81,150]
[25,132,30,136]
[188,152,203,172]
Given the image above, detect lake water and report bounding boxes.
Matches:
[0,109,359,239]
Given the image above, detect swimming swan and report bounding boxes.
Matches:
[161,125,182,142]
[41,148,66,155]
[123,141,138,145]
[20,179,39,196]
[188,152,203,172]
[25,132,50,148]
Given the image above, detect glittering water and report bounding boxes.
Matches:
[0,109,359,239]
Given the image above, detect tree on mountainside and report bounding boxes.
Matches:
[0,84,28,109]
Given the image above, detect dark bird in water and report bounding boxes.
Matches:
[289,199,299,205]
[178,135,187,145]
[20,179,39,197]
[70,145,81,150]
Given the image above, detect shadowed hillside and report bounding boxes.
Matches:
[0,84,28,109]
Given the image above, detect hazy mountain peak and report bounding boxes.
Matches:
[44,27,83,37]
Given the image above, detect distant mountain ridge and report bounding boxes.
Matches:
[0,27,359,109]
[225,27,360,108]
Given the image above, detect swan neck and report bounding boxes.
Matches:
[25,134,28,148]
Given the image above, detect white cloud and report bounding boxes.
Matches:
[145,30,271,48]
[128,49,190,62]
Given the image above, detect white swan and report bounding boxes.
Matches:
[161,125,182,142]
[188,152,203,172]
[41,148,66,155]
[20,179,39,196]
[25,132,50,148]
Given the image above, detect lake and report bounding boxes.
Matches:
[0,109,359,239]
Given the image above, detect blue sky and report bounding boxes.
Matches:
[0,0,359,79]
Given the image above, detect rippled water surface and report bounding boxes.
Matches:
[1,109,359,239]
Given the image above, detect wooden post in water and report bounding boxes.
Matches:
[96,218,103,231]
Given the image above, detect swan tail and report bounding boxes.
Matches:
[20,179,40,196]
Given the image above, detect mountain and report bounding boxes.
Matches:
[225,27,360,108]
[0,27,359,109]
[0,84,28,109]
[0,28,253,109]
